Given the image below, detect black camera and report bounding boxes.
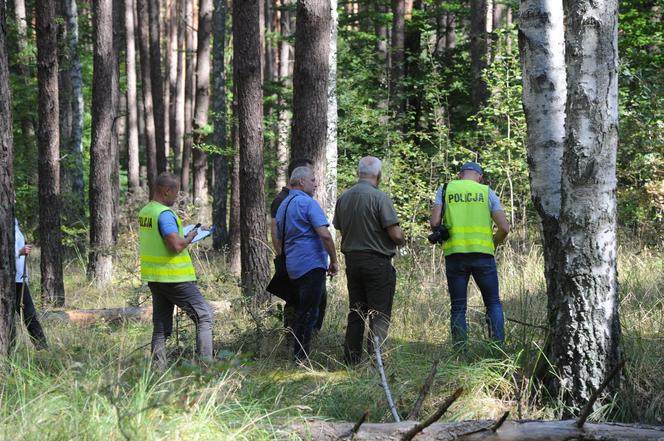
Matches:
[427,225,450,244]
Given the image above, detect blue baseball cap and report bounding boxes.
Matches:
[460,161,483,175]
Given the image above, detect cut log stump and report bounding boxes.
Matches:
[42,301,232,325]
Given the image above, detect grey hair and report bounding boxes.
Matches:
[358,156,382,178]
[289,166,314,186]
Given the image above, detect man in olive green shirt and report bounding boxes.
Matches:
[333,156,405,365]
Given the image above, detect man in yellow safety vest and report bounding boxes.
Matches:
[138,172,213,368]
[429,162,510,345]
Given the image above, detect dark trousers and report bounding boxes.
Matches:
[284,284,327,331]
[15,283,47,348]
[148,282,214,367]
[343,252,396,365]
[292,268,326,361]
[445,253,504,343]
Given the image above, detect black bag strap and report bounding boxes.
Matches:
[279,195,299,264]
[439,182,448,224]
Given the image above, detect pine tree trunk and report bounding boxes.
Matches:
[0,1,17,357]
[375,1,388,61]
[167,0,180,174]
[554,0,621,414]
[228,144,241,275]
[470,0,491,108]
[173,0,185,175]
[518,0,566,385]
[193,0,211,209]
[445,10,456,49]
[111,0,121,242]
[275,0,293,190]
[125,0,141,194]
[36,0,65,306]
[389,0,405,114]
[65,0,85,213]
[233,0,270,300]
[181,0,196,194]
[212,0,229,249]
[88,0,116,287]
[137,0,158,195]
[148,0,167,173]
[325,0,337,220]
[291,0,331,207]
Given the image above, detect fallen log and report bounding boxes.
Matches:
[42,301,232,325]
[290,419,664,441]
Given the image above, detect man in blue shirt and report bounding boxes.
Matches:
[15,219,48,349]
[275,166,339,362]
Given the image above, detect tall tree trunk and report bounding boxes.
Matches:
[181,0,196,194]
[88,0,116,287]
[174,0,185,175]
[64,0,85,215]
[291,0,331,207]
[233,0,270,300]
[168,0,180,173]
[111,0,121,242]
[389,0,405,115]
[148,0,167,173]
[137,0,158,195]
[212,0,228,249]
[325,0,337,220]
[36,0,65,306]
[374,1,388,61]
[0,0,17,356]
[518,0,565,385]
[404,0,422,132]
[445,10,456,49]
[470,0,492,108]
[228,134,241,275]
[125,0,140,194]
[58,0,73,202]
[554,0,621,414]
[275,0,293,190]
[192,0,211,209]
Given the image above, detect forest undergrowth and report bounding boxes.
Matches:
[1,231,663,440]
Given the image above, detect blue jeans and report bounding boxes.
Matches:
[445,253,504,343]
[292,268,326,361]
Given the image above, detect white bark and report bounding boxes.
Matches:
[66,0,85,206]
[276,0,292,190]
[556,0,621,412]
[325,0,337,223]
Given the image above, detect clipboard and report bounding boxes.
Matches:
[183,225,215,243]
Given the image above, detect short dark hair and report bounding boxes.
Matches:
[288,158,313,177]
[155,172,179,190]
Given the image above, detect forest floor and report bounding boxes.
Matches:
[2,233,663,440]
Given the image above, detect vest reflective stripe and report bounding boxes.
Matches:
[442,180,495,256]
[138,201,196,283]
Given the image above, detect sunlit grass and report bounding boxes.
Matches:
[2,236,662,439]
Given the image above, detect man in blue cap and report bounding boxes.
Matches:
[429,161,510,345]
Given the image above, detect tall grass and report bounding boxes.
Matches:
[2,237,662,439]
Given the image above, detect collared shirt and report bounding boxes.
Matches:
[333,180,400,257]
[275,189,330,279]
[15,219,27,283]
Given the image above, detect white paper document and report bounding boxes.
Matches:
[182,225,214,243]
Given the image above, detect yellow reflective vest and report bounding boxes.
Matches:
[138,201,196,282]
[442,180,495,256]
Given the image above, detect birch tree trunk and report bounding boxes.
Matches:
[212,0,229,249]
[325,0,337,221]
[291,0,331,208]
[375,1,388,61]
[554,0,621,414]
[518,0,566,366]
[137,0,158,195]
[192,0,211,210]
[125,0,140,194]
[0,0,17,356]
[88,0,116,287]
[233,0,270,300]
[36,0,65,306]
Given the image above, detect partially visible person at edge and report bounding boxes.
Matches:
[14,218,48,349]
[270,159,327,333]
[333,156,405,365]
[429,161,510,345]
[275,166,339,363]
[138,172,214,368]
